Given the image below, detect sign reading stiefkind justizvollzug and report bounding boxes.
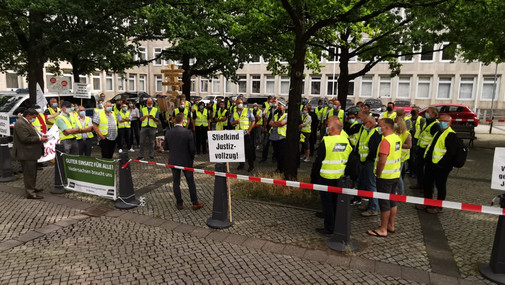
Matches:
[208,130,245,163]
[492,147,505,191]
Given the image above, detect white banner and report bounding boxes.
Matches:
[208,130,245,163]
[36,83,47,111]
[38,125,60,163]
[0,112,10,136]
[491,147,505,191]
[73,83,91,99]
[47,76,70,93]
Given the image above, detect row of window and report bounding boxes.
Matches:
[41,72,148,93]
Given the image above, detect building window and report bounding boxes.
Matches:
[265,76,275,94]
[379,76,392,98]
[361,76,373,98]
[327,47,338,62]
[225,79,234,94]
[436,77,453,100]
[212,78,221,93]
[348,80,355,97]
[397,76,411,98]
[416,76,432,99]
[155,75,163,92]
[280,76,290,95]
[249,55,261,63]
[79,75,88,84]
[238,76,247,93]
[251,75,261,94]
[5,72,19,89]
[117,75,126,91]
[153,48,162,66]
[440,43,456,62]
[420,45,434,61]
[138,47,147,61]
[399,53,413,62]
[326,75,338,96]
[200,78,209,93]
[457,77,475,100]
[92,73,101,91]
[139,75,146,92]
[105,74,114,91]
[191,78,196,93]
[128,74,136,91]
[481,76,500,101]
[310,76,321,96]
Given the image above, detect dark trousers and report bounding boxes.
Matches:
[99,139,116,159]
[195,126,208,154]
[423,163,451,200]
[130,120,140,146]
[60,139,78,155]
[78,139,92,156]
[408,138,418,174]
[117,128,132,150]
[240,134,255,168]
[262,132,271,161]
[416,147,427,186]
[301,131,311,153]
[19,160,37,197]
[310,129,317,155]
[318,177,340,232]
[172,169,199,205]
[271,139,285,172]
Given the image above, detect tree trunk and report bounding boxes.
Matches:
[337,53,350,110]
[181,54,192,101]
[27,12,45,105]
[283,34,307,180]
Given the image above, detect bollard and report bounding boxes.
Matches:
[480,194,505,284]
[206,163,233,229]
[51,144,66,194]
[0,137,15,182]
[327,177,358,252]
[115,152,140,209]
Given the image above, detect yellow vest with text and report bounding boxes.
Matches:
[418,120,439,148]
[75,116,94,140]
[320,135,352,179]
[398,130,410,162]
[98,111,117,136]
[375,134,402,179]
[57,114,76,140]
[270,113,287,137]
[195,109,209,127]
[233,108,251,130]
[141,107,158,128]
[424,127,456,164]
[118,111,131,128]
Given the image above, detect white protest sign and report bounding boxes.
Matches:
[492,147,505,191]
[73,83,91,99]
[208,130,245,163]
[38,125,60,163]
[47,76,70,93]
[0,112,10,136]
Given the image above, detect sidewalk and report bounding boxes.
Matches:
[1,139,502,284]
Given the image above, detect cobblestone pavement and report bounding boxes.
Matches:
[4,138,503,284]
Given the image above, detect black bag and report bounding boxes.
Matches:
[452,138,468,168]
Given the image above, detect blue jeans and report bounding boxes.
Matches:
[358,160,378,212]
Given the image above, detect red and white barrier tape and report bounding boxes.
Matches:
[122,159,505,216]
[453,118,480,123]
[484,119,505,123]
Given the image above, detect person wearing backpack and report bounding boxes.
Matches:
[417,114,458,214]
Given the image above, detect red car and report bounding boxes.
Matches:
[394,100,412,115]
[419,104,479,127]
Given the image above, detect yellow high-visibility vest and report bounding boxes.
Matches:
[195,109,209,127]
[320,135,352,179]
[216,109,228,130]
[97,111,117,136]
[75,116,94,140]
[375,134,402,179]
[398,130,410,162]
[301,113,311,133]
[141,107,158,128]
[418,120,439,148]
[57,114,76,140]
[424,127,456,164]
[118,111,131,129]
[233,108,251,130]
[270,113,287,137]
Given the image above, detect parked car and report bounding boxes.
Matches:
[201,95,224,104]
[307,97,328,109]
[394,100,412,114]
[364,98,384,116]
[345,99,354,109]
[419,104,479,127]
[110,92,153,107]
[245,96,268,107]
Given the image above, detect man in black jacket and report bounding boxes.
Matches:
[420,114,457,214]
[164,113,204,210]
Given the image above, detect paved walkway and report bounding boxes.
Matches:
[1,133,504,284]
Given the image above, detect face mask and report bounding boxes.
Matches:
[106,107,113,112]
[30,117,36,123]
[349,119,355,124]
[79,111,86,117]
[377,127,383,135]
[302,110,308,115]
[363,126,369,132]
[425,113,431,119]
[439,121,448,129]
[254,107,258,110]
[122,107,128,112]
[220,105,225,109]
[328,103,334,109]
[52,103,58,107]
[129,104,133,108]
[238,103,243,109]
[179,105,185,109]
[394,123,398,129]
[147,105,153,108]
[270,103,277,108]
[387,106,393,112]
[318,104,322,107]
[199,106,204,110]
[357,119,363,124]
[325,127,329,136]
[98,104,103,109]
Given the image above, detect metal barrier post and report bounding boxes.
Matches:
[480,194,505,284]
[206,163,233,229]
[327,193,358,252]
[51,144,66,194]
[115,152,140,209]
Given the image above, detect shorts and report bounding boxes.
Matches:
[301,132,310,149]
[377,177,398,211]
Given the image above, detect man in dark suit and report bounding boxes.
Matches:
[164,113,204,210]
[12,108,48,199]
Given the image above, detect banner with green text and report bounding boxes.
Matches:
[62,154,116,200]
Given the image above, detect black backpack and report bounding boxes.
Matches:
[453,138,468,168]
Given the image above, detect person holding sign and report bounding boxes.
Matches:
[12,108,48,199]
[230,98,255,172]
[164,113,204,210]
[56,101,80,155]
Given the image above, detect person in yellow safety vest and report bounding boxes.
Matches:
[358,115,382,217]
[92,101,118,159]
[380,102,397,120]
[32,105,48,134]
[360,103,373,117]
[326,99,345,123]
[56,101,81,155]
[44,98,60,129]
[260,97,276,163]
[231,98,256,172]
[310,116,353,235]
[215,101,228,130]
[344,111,361,148]
[192,102,210,154]
[252,103,263,151]
[192,97,200,112]
[420,114,458,214]
[411,106,440,190]
[138,98,159,160]
[394,117,411,195]
[70,103,80,122]
[269,101,287,173]
[117,103,133,154]
[299,105,312,162]
[173,99,190,128]
[406,107,423,178]
[94,99,105,115]
[113,99,122,118]
[366,118,402,238]
[75,105,94,156]
[395,107,411,130]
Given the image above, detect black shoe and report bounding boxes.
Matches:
[315,211,324,219]
[149,156,155,160]
[34,188,43,193]
[315,228,332,236]
[237,163,244,170]
[247,166,254,172]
